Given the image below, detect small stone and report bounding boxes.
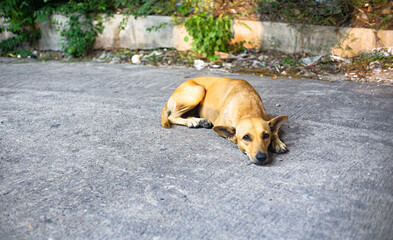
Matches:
[132,55,142,64]
[251,61,264,68]
[194,60,206,70]
[222,63,232,69]
[258,55,268,61]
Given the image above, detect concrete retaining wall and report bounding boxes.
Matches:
[234,20,393,57]
[1,14,392,57]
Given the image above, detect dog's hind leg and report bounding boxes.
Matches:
[166,80,212,128]
[167,80,213,128]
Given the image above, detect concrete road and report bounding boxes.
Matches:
[1,61,392,239]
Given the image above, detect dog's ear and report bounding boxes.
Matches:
[268,115,288,132]
[213,126,237,142]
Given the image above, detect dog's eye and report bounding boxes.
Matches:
[263,133,270,139]
[243,135,251,141]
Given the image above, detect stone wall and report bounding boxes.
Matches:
[1,15,392,57]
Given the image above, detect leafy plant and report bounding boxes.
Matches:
[0,0,112,56]
[184,14,233,61]
[12,49,33,58]
[0,35,27,53]
[281,57,295,66]
[0,0,48,53]
[354,51,393,65]
[59,15,103,57]
[54,1,111,57]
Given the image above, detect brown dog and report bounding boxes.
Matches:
[161,77,288,165]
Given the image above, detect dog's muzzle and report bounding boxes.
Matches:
[254,152,268,165]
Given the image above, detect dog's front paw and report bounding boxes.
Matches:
[269,139,288,153]
[187,119,212,128]
[199,119,213,128]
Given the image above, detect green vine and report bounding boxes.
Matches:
[59,15,103,57]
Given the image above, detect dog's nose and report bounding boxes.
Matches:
[256,152,267,163]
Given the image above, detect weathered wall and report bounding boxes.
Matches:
[233,20,393,57]
[93,15,175,50]
[1,14,392,57]
[38,15,68,51]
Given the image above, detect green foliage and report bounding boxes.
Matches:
[0,36,26,53]
[0,0,111,56]
[143,0,234,60]
[257,0,353,26]
[281,57,295,67]
[0,0,240,60]
[184,14,233,61]
[257,0,392,30]
[228,41,247,53]
[115,0,177,18]
[12,49,33,58]
[355,51,393,64]
[4,0,389,60]
[0,0,181,56]
[59,15,100,57]
[0,0,48,53]
[146,22,171,32]
[54,1,109,57]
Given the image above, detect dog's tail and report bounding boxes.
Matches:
[161,104,171,128]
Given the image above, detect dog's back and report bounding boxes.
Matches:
[192,77,267,123]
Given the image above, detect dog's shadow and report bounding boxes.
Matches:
[264,119,307,166]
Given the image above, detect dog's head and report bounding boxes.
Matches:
[213,115,288,165]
